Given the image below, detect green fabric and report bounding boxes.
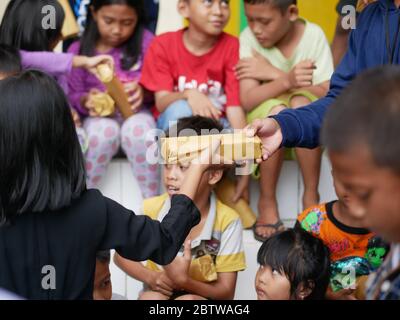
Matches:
[246,90,319,179]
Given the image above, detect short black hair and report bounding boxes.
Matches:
[244,0,297,12]
[322,66,400,174]
[0,44,21,76]
[257,228,331,300]
[0,70,86,225]
[0,0,65,51]
[166,115,224,137]
[96,250,111,263]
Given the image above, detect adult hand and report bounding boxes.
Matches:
[245,118,283,163]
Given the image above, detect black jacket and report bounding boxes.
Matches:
[0,190,200,299]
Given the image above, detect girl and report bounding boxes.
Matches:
[67,0,159,197]
[0,70,216,300]
[0,0,114,153]
[255,228,331,300]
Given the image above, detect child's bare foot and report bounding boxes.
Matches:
[302,189,320,210]
[253,198,285,242]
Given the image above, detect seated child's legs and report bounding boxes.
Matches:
[157,100,193,131]
[139,290,169,300]
[248,101,287,241]
[121,111,160,198]
[289,95,322,209]
[84,117,120,188]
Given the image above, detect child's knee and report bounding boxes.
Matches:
[269,104,287,116]
[174,294,206,300]
[289,95,312,109]
[157,100,193,131]
[121,113,156,139]
[139,291,169,300]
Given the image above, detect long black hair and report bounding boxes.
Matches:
[0,0,65,51]
[0,44,22,75]
[79,0,146,70]
[257,228,331,300]
[0,70,86,225]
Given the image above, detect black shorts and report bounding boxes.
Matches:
[336,0,358,15]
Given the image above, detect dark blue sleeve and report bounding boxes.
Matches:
[271,27,358,149]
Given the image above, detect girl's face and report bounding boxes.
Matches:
[92,4,138,48]
[255,265,291,300]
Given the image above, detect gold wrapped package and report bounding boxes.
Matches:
[96,64,134,119]
[188,255,218,283]
[92,92,115,117]
[161,133,263,164]
[58,0,80,40]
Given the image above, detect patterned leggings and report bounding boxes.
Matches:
[83,111,160,198]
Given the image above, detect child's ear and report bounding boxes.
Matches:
[287,5,299,22]
[296,281,314,300]
[178,0,190,19]
[90,6,98,22]
[208,169,224,186]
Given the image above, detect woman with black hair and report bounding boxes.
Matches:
[67,0,159,197]
[0,70,215,300]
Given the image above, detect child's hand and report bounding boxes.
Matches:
[84,88,102,117]
[235,50,284,82]
[164,240,192,287]
[286,60,316,89]
[84,55,114,77]
[148,271,176,297]
[185,89,222,120]
[124,81,144,113]
[71,108,82,127]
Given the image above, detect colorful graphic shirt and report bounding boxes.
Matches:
[297,201,390,292]
[140,29,241,118]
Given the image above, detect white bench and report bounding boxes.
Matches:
[98,154,336,300]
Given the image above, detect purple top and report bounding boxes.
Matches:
[67,29,154,117]
[20,50,74,94]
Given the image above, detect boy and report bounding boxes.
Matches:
[237,0,333,241]
[93,251,127,300]
[114,116,246,300]
[321,66,400,300]
[0,44,21,80]
[297,170,389,300]
[140,0,247,132]
[246,0,400,158]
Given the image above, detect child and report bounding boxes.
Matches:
[67,0,159,197]
[114,116,246,300]
[140,0,247,132]
[0,0,113,154]
[321,66,400,300]
[0,70,218,300]
[246,0,400,163]
[93,251,126,300]
[0,0,113,94]
[297,170,389,299]
[0,44,21,80]
[237,0,334,242]
[255,228,331,300]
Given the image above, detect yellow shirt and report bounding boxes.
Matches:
[142,193,246,281]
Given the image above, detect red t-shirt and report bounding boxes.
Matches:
[140,29,240,118]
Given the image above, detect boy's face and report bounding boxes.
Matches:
[179,0,231,36]
[93,260,112,300]
[329,145,400,243]
[255,265,291,300]
[163,162,211,197]
[244,2,296,49]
